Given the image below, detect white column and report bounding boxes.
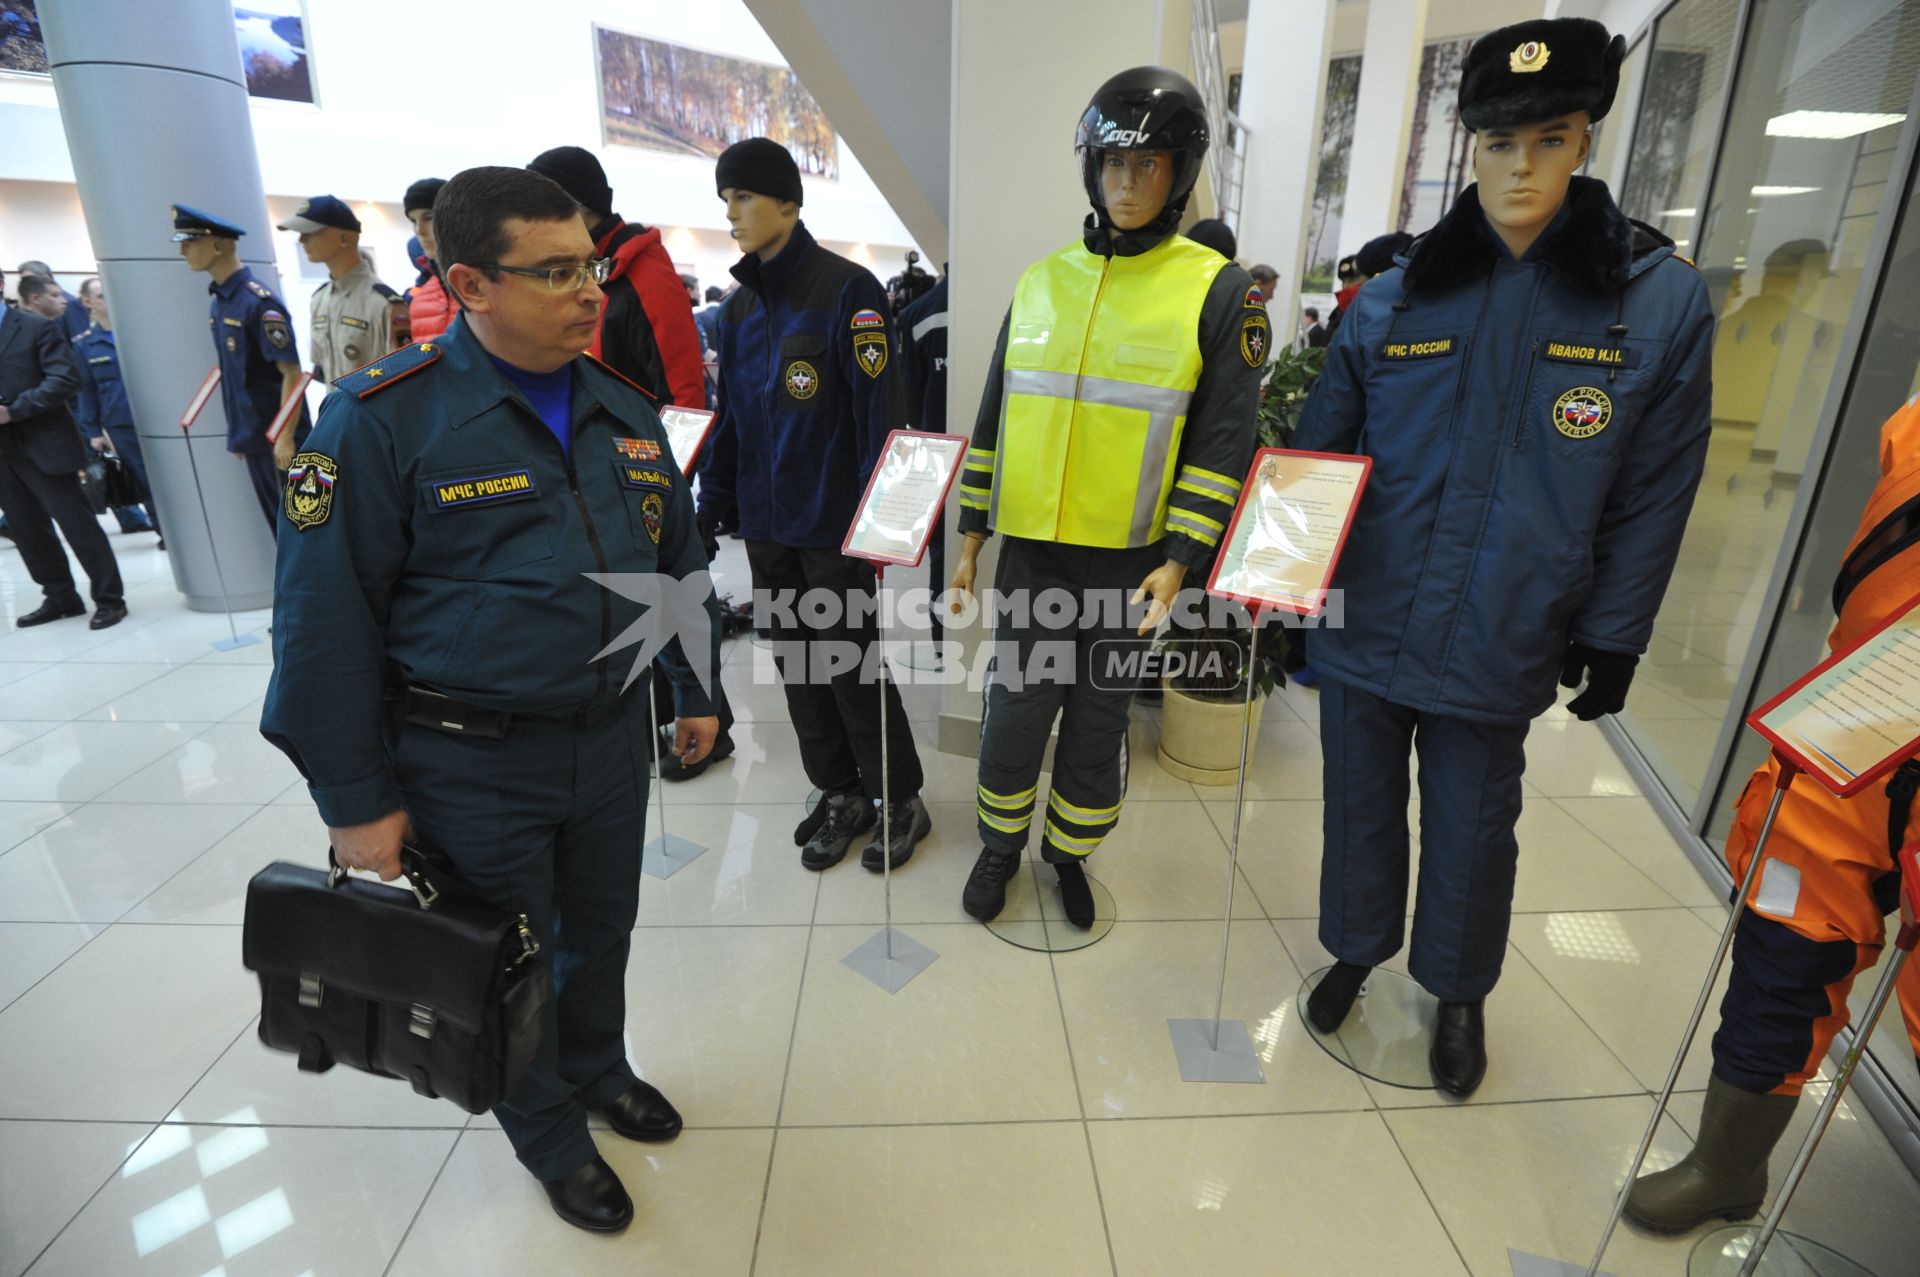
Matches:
[1235,0,1337,310]
[1341,0,1429,258]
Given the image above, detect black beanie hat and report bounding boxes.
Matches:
[404,177,446,216]
[1355,231,1413,277]
[1458,18,1626,132]
[527,146,613,216]
[715,138,804,207]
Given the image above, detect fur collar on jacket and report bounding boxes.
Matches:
[1399,176,1670,297]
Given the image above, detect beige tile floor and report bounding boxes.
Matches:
[2,531,1917,1276]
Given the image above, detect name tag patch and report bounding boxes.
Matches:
[433,469,539,509]
[1381,336,1456,359]
[1542,339,1639,368]
[617,463,673,492]
[341,315,370,331]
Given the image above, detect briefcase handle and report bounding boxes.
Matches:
[325,843,443,911]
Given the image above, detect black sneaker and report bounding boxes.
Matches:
[800,792,876,870]
[962,846,1023,921]
[862,797,932,872]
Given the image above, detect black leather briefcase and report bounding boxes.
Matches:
[242,848,549,1115]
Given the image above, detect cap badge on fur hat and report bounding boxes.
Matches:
[1509,41,1549,73]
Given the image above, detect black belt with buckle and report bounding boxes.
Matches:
[404,686,513,740]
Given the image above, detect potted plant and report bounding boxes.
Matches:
[1153,344,1326,785]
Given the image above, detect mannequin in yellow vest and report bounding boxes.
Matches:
[948,67,1263,927]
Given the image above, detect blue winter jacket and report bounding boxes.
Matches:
[1294,178,1715,724]
[697,222,905,547]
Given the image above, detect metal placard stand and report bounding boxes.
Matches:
[642,676,706,880]
[178,368,259,652]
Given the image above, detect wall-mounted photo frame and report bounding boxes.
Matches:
[0,1,48,78]
[235,0,317,105]
[593,24,837,181]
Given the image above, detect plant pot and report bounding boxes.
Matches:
[1155,680,1264,785]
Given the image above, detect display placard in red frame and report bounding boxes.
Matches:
[179,367,222,431]
[1205,447,1373,617]
[1747,586,1920,797]
[841,430,969,569]
[658,406,718,477]
[265,371,314,444]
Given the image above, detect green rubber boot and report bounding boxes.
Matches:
[1625,1074,1797,1234]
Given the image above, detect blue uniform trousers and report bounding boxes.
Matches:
[242,450,281,534]
[389,697,650,1181]
[1318,677,1530,1002]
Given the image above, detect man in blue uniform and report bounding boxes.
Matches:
[697,138,931,874]
[72,278,162,539]
[1294,18,1714,1096]
[172,205,308,529]
[259,167,723,1234]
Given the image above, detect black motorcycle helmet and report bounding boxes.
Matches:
[1075,66,1210,236]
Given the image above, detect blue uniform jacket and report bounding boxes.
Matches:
[209,266,303,454]
[260,318,722,828]
[1294,178,1715,724]
[72,325,132,436]
[696,222,905,546]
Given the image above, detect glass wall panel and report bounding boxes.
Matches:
[1617,0,1744,248]
[1587,35,1650,190]
[1619,0,1920,813]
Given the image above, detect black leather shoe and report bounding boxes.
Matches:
[540,1155,633,1232]
[17,599,85,628]
[89,602,129,630]
[595,1079,683,1143]
[1430,998,1487,1097]
[1305,961,1372,1033]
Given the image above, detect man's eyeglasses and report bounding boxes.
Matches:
[484,258,612,291]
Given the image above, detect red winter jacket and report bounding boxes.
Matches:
[408,273,456,343]
[590,218,705,408]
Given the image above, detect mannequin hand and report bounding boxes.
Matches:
[1560,642,1638,721]
[329,809,414,882]
[673,715,719,765]
[1132,559,1188,635]
[89,436,111,453]
[949,535,983,613]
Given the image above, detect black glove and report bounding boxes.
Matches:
[1560,642,1638,721]
[696,509,720,562]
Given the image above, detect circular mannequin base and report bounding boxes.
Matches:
[1689,1226,1877,1277]
[802,787,824,814]
[985,862,1116,953]
[900,641,946,672]
[1296,966,1439,1090]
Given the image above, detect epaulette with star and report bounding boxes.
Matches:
[336,341,442,398]
[246,279,274,299]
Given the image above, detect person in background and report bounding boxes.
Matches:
[280,194,400,382]
[1303,305,1328,348]
[71,277,161,540]
[1249,262,1279,303]
[17,260,88,343]
[403,177,457,343]
[1325,254,1361,336]
[0,265,127,629]
[679,272,699,307]
[528,146,706,411]
[1184,216,1237,261]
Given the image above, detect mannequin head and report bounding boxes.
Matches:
[409,208,438,260]
[178,234,238,277]
[722,189,799,260]
[299,226,362,275]
[1472,111,1591,257]
[1100,151,1175,232]
[437,166,604,373]
[80,277,109,328]
[405,177,448,260]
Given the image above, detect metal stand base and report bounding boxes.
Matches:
[1297,966,1440,1090]
[1688,1228,1876,1277]
[842,927,938,994]
[643,834,706,880]
[211,633,262,652]
[984,863,1116,953]
[1167,1017,1266,1084]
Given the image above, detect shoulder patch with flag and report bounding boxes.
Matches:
[852,309,888,379]
[1243,284,1267,310]
[851,308,887,329]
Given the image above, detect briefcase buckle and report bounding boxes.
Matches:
[513,915,541,967]
[299,974,325,1008]
[409,1005,437,1039]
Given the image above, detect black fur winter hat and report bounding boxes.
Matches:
[1458,18,1626,132]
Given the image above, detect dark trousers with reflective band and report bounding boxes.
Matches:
[976,537,1162,860]
[1318,677,1530,1001]
[390,698,649,1181]
[0,450,124,607]
[744,540,923,800]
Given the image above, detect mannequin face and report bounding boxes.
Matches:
[445,214,604,373]
[82,281,109,326]
[177,235,228,273]
[1473,112,1592,242]
[408,207,438,259]
[722,189,798,259]
[1100,150,1175,231]
[299,227,357,265]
